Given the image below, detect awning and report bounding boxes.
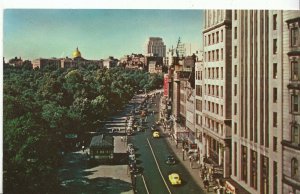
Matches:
[225,181,236,194]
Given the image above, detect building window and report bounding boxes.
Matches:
[273,39,278,54]
[234,103,237,115]
[261,156,269,194]
[208,34,211,45]
[216,67,219,78]
[292,158,298,178]
[273,63,277,79]
[234,27,237,39]
[200,86,202,96]
[221,86,223,98]
[221,67,223,79]
[221,105,223,116]
[273,136,277,152]
[216,31,219,43]
[292,124,300,144]
[234,65,237,77]
[216,104,219,114]
[273,161,278,194]
[208,51,211,62]
[216,49,219,61]
[221,48,223,60]
[250,150,257,189]
[273,112,277,127]
[273,14,277,30]
[234,142,237,176]
[241,145,248,182]
[273,88,277,103]
[196,99,202,111]
[234,84,237,96]
[291,27,299,47]
[212,51,215,61]
[234,122,237,134]
[292,95,300,113]
[216,85,219,97]
[212,33,215,44]
[234,10,237,20]
[291,60,300,80]
[196,85,200,96]
[234,46,237,58]
[221,30,223,42]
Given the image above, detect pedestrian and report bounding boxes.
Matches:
[82,145,85,152]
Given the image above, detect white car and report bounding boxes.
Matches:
[129,154,136,161]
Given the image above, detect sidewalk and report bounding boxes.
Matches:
[160,127,215,194]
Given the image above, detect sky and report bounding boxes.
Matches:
[3,9,204,61]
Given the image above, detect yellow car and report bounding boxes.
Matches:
[168,173,182,185]
[153,131,160,138]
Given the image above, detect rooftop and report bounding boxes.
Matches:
[90,134,114,148]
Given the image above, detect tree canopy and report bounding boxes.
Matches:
[3,65,163,193]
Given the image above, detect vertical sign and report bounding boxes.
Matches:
[164,74,169,97]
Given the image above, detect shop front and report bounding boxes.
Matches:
[225,181,236,194]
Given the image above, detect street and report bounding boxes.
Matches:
[128,92,205,194]
[58,91,205,194]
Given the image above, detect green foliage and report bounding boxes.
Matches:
[3,65,163,193]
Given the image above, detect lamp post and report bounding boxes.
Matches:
[182,148,185,161]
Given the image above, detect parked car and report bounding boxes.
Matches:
[168,173,182,185]
[153,131,160,138]
[129,154,136,161]
[127,143,134,149]
[166,155,176,165]
[128,148,135,155]
[151,125,158,131]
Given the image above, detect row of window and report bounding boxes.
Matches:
[204,117,224,136]
[205,100,224,116]
[205,67,224,79]
[233,122,278,152]
[196,84,225,98]
[196,99,224,116]
[292,124,300,145]
[204,49,224,62]
[233,106,278,128]
[204,29,224,46]
[195,70,203,80]
[205,84,224,98]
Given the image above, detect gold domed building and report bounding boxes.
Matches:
[72,47,82,59]
[32,47,105,69]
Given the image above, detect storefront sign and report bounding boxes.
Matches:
[164,74,169,97]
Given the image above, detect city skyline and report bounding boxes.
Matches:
[3,9,203,61]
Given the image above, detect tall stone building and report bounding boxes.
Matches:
[146,37,166,57]
[202,10,232,178]
[231,10,284,194]
[282,11,300,194]
[195,60,205,162]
